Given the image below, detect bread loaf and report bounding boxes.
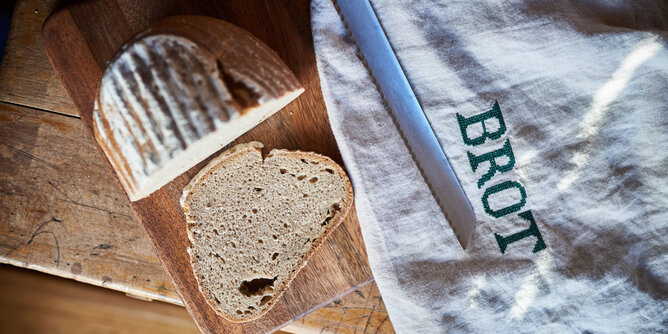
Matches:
[180,142,353,322]
[93,16,304,201]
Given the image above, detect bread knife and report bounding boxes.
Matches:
[335,0,477,249]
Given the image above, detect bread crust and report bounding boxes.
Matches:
[93,16,304,201]
[181,142,354,322]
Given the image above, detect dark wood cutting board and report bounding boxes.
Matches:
[41,1,372,333]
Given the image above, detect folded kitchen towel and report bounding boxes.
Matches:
[311,0,668,332]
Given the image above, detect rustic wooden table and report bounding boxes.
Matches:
[0,1,394,333]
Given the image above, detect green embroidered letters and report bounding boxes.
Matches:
[494,211,547,254]
[457,101,547,254]
[457,101,506,146]
[481,181,526,218]
[467,139,515,188]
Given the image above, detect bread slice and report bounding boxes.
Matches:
[180,142,353,322]
[93,16,304,201]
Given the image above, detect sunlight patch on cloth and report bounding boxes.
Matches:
[507,250,554,321]
[558,36,662,191]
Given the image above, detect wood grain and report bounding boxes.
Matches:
[0,100,394,333]
[41,1,373,333]
[0,101,181,304]
[283,282,394,334]
[0,0,75,115]
[0,264,200,334]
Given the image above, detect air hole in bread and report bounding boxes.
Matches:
[272,234,278,240]
[254,187,263,192]
[322,203,342,226]
[272,253,278,260]
[309,177,318,183]
[238,277,277,297]
[258,239,263,244]
[252,208,258,214]
[297,175,306,181]
[259,295,272,306]
[324,168,334,174]
[279,168,287,174]
[300,159,308,164]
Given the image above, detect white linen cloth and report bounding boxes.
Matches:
[311,0,668,332]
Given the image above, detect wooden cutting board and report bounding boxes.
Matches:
[41,1,372,333]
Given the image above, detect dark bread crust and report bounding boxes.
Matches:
[93,15,303,201]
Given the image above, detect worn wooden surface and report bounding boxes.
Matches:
[0,0,75,116]
[288,282,394,334]
[0,101,181,304]
[0,263,390,334]
[0,0,394,333]
[0,264,201,334]
[0,101,393,334]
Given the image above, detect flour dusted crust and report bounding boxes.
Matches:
[181,142,353,322]
[93,16,304,201]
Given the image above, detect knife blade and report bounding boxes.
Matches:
[335,0,476,249]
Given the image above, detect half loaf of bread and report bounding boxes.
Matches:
[181,142,353,322]
[93,16,304,201]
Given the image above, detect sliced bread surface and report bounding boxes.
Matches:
[181,142,353,322]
